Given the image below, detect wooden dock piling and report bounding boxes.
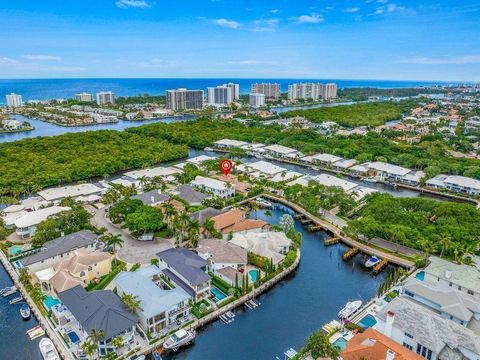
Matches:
[342,247,359,261]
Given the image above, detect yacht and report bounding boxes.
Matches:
[1,285,17,297]
[163,329,196,352]
[39,337,60,360]
[338,300,362,319]
[152,350,163,360]
[20,303,31,319]
[255,197,273,208]
[365,256,381,268]
[363,177,378,184]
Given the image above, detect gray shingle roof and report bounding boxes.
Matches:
[21,230,97,266]
[157,248,210,286]
[189,207,222,225]
[376,297,480,357]
[162,268,196,298]
[132,190,170,205]
[58,285,138,340]
[174,185,208,205]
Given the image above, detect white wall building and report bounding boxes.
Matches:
[95,91,115,105]
[287,83,338,100]
[426,174,480,196]
[75,92,93,102]
[249,93,265,108]
[363,161,412,181]
[224,82,240,100]
[191,176,235,199]
[207,85,234,106]
[251,83,280,99]
[14,206,71,238]
[166,88,204,111]
[6,93,23,108]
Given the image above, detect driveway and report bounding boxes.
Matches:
[87,205,173,265]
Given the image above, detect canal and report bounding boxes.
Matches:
[0,260,43,360]
[164,204,388,360]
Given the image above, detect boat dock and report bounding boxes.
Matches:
[308,224,324,232]
[324,236,340,246]
[342,247,359,260]
[373,259,389,274]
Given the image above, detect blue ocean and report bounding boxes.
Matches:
[0,78,455,103]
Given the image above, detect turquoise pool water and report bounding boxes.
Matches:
[44,295,60,310]
[358,314,377,329]
[332,337,348,351]
[415,271,425,281]
[211,286,227,302]
[249,269,259,283]
[8,245,24,256]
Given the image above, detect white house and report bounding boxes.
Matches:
[363,161,412,181]
[426,174,480,196]
[14,206,71,238]
[236,160,287,179]
[214,139,248,149]
[190,176,235,199]
[310,153,343,167]
[38,183,104,202]
[115,266,191,338]
[262,144,301,159]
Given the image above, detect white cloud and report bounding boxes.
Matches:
[249,18,279,32]
[345,7,360,13]
[0,57,18,65]
[270,9,279,14]
[213,18,241,29]
[22,54,62,61]
[291,13,324,24]
[375,3,414,15]
[115,0,150,9]
[400,55,480,65]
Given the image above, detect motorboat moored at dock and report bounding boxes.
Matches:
[20,303,31,319]
[338,300,362,319]
[9,296,23,304]
[39,337,60,360]
[1,285,17,297]
[163,329,196,352]
[365,256,381,268]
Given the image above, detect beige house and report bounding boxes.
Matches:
[34,248,112,295]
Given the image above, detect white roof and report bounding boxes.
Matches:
[124,166,182,180]
[14,206,71,228]
[2,210,28,227]
[214,139,248,147]
[300,155,316,163]
[270,171,303,183]
[38,183,103,201]
[186,155,216,165]
[239,161,286,176]
[240,143,266,150]
[333,159,357,169]
[349,164,369,173]
[230,231,292,265]
[311,153,343,163]
[109,178,139,188]
[402,170,425,183]
[351,186,378,201]
[263,144,299,155]
[444,175,480,191]
[364,161,411,176]
[191,176,229,191]
[311,174,358,192]
[2,204,25,213]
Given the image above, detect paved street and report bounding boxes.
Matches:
[87,205,173,265]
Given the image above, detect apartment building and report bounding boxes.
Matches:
[166,88,204,110]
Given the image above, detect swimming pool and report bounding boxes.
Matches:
[249,269,259,283]
[332,337,348,351]
[211,286,227,302]
[415,271,425,281]
[44,295,61,310]
[8,245,24,256]
[357,314,377,329]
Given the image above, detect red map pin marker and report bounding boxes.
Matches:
[220,159,233,176]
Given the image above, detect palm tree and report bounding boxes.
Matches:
[89,328,105,346]
[163,201,177,230]
[121,293,142,313]
[81,340,97,360]
[111,335,124,356]
[250,201,260,219]
[138,176,149,188]
[31,286,46,304]
[203,218,216,238]
[101,233,124,264]
[439,233,453,259]
[187,219,200,248]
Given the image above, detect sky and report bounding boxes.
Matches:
[0,0,479,81]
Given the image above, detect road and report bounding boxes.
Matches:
[87,205,173,265]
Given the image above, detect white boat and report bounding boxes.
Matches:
[152,350,163,360]
[338,300,362,319]
[9,296,23,304]
[365,256,381,268]
[220,314,232,324]
[39,337,60,360]
[363,177,378,184]
[27,325,45,340]
[20,304,31,319]
[255,197,273,208]
[1,286,17,297]
[163,329,196,352]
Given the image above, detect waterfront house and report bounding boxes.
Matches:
[156,248,211,301]
[33,248,112,296]
[58,285,139,357]
[349,164,370,177]
[190,176,235,199]
[38,183,104,203]
[19,230,98,272]
[124,166,182,182]
[341,328,423,360]
[197,239,247,285]
[262,144,301,159]
[418,257,480,298]
[230,231,292,266]
[14,206,71,238]
[210,209,269,239]
[401,276,480,330]
[132,190,170,206]
[171,184,209,206]
[331,158,357,172]
[363,161,412,181]
[374,297,480,360]
[401,170,426,186]
[214,138,249,149]
[114,266,191,338]
[310,153,343,167]
[189,207,223,225]
[426,174,480,196]
[236,160,287,179]
[185,155,216,166]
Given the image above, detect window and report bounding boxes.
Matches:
[468,290,474,295]
[449,282,452,287]
[458,286,462,291]
[404,332,413,339]
[405,291,414,298]
[403,343,413,351]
